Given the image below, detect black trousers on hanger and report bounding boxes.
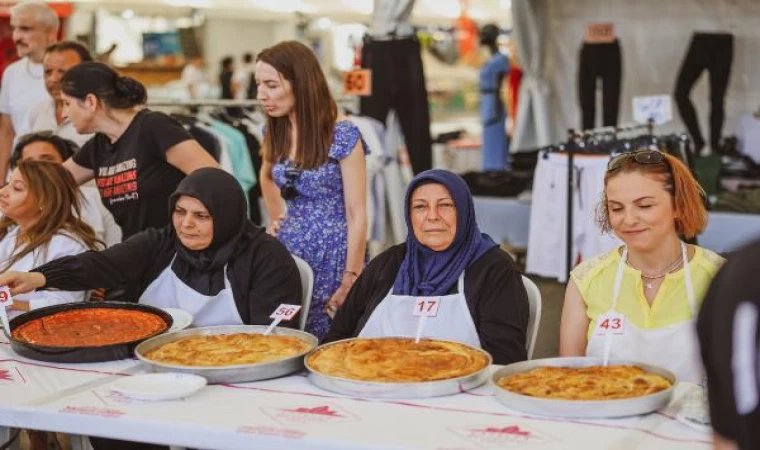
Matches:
[674,32,734,152]
[578,40,622,130]
[360,37,432,174]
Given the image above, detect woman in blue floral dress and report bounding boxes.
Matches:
[256,41,368,339]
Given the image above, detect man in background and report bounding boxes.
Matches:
[234,51,256,100]
[0,0,59,180]
[28,40,93,147]
[181,54,206,100]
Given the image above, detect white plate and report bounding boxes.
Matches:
[112,373,207,401]
[162,308,193,331]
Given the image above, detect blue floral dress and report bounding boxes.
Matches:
[272,121,368,339]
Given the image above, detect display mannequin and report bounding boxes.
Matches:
[478,24,510,170]
[577,23,622,130]
[674,32,734,156]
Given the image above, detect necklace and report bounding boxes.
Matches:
[626,254,683,290]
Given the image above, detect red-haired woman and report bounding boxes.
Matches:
[559,149,724,383]
[256,41,367,339]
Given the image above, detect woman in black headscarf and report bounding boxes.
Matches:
[0,168,302,327]
[324,169,528,364]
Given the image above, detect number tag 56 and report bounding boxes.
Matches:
[595,312,626,336]
[413,298,440,317]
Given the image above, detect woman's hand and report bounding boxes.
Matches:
[266,214,286,237]
[0,271,46,297]
[325,271,358,317]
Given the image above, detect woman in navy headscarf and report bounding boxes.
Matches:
[324,169,528,364]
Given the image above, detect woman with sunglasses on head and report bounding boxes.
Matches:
[559,149,724,383]
[256,41,368,340]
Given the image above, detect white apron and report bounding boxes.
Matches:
[586,242,702,383]
[139,256,244,327]
[358,273,481,348]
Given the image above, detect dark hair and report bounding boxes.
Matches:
[243,52,253,63]
[45,40,93,63]
[480,24,500,46]
[61,62,147,109]
[221,56,234,71]
[258,41,337,170]
[10,132,78,169]
[597,150,707,239]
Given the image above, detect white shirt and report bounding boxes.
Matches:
[0,226,90,318]
[0,58,47,136]
[28,98,94,148]
[81,182,123,248]
[371,0,416,37]
[737,114,760,163]
[181,64,206,99]
[233,63,255,100]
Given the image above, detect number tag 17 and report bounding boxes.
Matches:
[413,298,440,317]
[595,311,626,336]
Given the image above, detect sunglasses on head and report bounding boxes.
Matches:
[607,150,665,172]
[280,167,302,200]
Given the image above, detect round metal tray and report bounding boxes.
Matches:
[305,337,493,399]
[9,301,173,363]
[135,325,318,384]
[490,357,677,418]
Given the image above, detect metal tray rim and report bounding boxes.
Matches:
[134,324,318,371]
[489,357,677,410]
[305,336,494,387]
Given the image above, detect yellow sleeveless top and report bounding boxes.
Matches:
[570,245,724,341]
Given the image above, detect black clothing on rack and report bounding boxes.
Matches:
[578,40,622,130]
[674,32,734,153]
[360,36,432,175]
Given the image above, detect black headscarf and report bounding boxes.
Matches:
[168,168,262,295]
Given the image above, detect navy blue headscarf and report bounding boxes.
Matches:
[392,170,498,296]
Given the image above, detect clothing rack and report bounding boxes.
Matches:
[146,97,357,108]
[564,120,655,280]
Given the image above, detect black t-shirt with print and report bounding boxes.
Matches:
[73,109,192,239]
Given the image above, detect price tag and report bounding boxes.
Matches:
[585,23,615,43]
[595,312,626,336]
[343,69,372,96]
[412,297,440,317]
[0,287,12,307]
[269,304,301,321]
[264,304,302,335]
[633,95,672,125]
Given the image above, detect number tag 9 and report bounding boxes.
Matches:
[412,298,440,317]
[0,287,12,307]
[595,311,626,336]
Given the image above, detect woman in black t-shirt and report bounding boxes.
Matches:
[59,62,218,240]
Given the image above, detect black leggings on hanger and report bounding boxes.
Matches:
[360,37,432,174]
[674,32,734,152]
[578,40,622,130]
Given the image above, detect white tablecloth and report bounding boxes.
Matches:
[0,341,711,450]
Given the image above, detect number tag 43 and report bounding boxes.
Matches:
[413,298,440,317]
[595,311,626,336]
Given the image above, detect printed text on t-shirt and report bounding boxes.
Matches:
[97,158,139,204]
